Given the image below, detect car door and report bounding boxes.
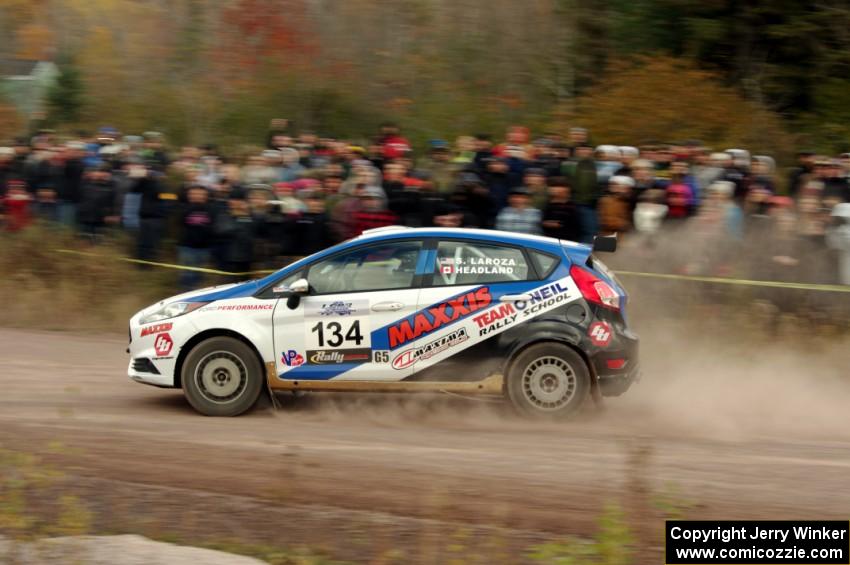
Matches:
[398,238,547,378]
[273,239,425,382]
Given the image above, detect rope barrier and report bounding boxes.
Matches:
[54,249,850,292]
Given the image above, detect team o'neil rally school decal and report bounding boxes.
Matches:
[384,278,576,366]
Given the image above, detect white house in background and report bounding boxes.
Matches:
[0,59,59,119]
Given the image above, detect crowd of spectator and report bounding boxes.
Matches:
[1,121,849,290]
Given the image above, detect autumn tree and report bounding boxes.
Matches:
[561,56,794,160]
[0,97,22,140]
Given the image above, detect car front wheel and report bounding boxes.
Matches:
[505,342,590,418]
[181,336,264,416]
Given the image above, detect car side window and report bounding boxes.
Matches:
[307,241,423,294]
[432,241,531,286]
[529,250,559,278]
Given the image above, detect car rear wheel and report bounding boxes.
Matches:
[505,342,590,418]
[181,337,263,417]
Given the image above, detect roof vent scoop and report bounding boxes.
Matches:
[592,234,617,253]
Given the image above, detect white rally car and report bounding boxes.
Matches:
[128,227,638,417]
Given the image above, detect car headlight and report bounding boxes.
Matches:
[139,302,208,325]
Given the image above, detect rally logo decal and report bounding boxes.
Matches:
[392,328,468,370]
[588,322,612,347]
[387,287,491,349]
[319,301,356,316]
[307,348,371,365]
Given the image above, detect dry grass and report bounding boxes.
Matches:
[0,226,174,332]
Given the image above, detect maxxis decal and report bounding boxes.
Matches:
[387,287,491,349]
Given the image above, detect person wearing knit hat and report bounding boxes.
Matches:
[701,180,743,239]
[542,176,581,242]
[616,146,639,176]
[598,175,634,234]
[278,147,305,182]
[496,185,542,235]
[595,145,622,187]
[352,184,397,235]
[417,139,455,194]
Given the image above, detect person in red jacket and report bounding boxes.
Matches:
[1,179,32,232]
[353,186,397,235]
[378,123,411,161]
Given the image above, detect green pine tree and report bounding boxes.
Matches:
[46,56,84,126]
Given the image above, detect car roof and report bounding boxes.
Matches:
[238,227,585,296]
[352,226,575,251]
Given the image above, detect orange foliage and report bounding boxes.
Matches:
[559,56,794,159]
[214,0,316,76]
[14,23,53,60]
[0,102,23,140]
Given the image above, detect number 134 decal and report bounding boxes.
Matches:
[309,319,370,349]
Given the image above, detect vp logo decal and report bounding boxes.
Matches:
[281,350,305,367]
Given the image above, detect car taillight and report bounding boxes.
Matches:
[570,264,620,311]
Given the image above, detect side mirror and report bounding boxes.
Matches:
[592,234,617,253]
[289,278,310,294]
[273,278,309,310]
[273,277,310,296]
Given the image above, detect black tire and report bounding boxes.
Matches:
[181,336,264,417]
[505,342,590,418]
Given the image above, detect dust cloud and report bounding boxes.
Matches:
[609,317,850,442]
[275,301,850,445]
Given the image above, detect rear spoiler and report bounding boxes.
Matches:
[592,234,617,253]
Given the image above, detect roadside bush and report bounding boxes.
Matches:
[0,225,173,331]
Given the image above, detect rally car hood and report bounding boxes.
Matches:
[139,280,260,316]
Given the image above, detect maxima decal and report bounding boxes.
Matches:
[307,348,372,365]
[388,287,491,349]
[392,328,469,370]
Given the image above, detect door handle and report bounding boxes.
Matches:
[371,301,405,312]
[500,294,531,303]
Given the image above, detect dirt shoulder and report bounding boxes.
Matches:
[3,327,850,562]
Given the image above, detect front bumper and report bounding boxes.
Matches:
[127,310,186,388]
[128,357,177,387]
